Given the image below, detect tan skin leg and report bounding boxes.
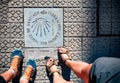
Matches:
[0,69,28,83]
[58,47,92,83]
[53,72,74,83]
[0,69,14,83]
[46,58,74,83]
[20,77,29,83]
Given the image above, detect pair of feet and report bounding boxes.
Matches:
[10,49,36,81]
[46,46,71,76]
[10,46,70,81]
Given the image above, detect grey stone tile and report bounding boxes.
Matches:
[82,8,96,22]
[0,24,10,38]
[63,37,69,47]
[82,50,110,63]
[70,51,82,61]
[0,39,11,52]
[112,23,120,35]
[38,0,53,7]
[99,0,111,8]
[64,22,69,36]
[0,53,10,68]
[65,37,82,51]
[82,0,96,7]
[82,37,97,51]
[67,0,82,7]
[64,37,82,51]
[82,23,96,36]
[68,8,83,22]
[99,23,111,35]
[23,0,38,7]
[112,8,120,23]
[36,66,48,80]
[96,37,111,51]
[68,22,82,36]
[110,37,120,51]
[82,51,96,63]
[10,39,24,50]
[0,3,8,24]
[54,0,68,7]
[8,8,23,22]
[8,0,23,7]
[10,23,24,38]
[99,8,112,23]
[64,8,68,22]
[112,0,120,8]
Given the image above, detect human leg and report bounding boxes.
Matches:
[20,59,36,83]
[0,69,15,83]
[0,49,23,83]
[58,47,92,83]
[46,57,74,83]
[0,76,6,83]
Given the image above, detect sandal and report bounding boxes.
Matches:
[58,46,72,64]
[45,57,60,75]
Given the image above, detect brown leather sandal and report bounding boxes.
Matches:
[46,58,60,75]
[58,46,72,64]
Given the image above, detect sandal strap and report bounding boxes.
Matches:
[46,58,60,76]
[49,68,60,75]
[64,58,72,64]
[46,59,55,69]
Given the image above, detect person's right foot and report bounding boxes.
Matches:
[22,59,36,81]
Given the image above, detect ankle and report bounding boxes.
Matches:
[8,69,16,78]
[65,59,71,67]
[20,77,28,83]
[53,72,59,75]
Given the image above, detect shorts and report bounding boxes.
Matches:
[89,57,120,83]
[0,76,6,83]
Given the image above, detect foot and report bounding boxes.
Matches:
[58,46,71,63]
[58,46,69,54]
[46,57,59,75]
[22,59,36,81]
[10,49,23,73]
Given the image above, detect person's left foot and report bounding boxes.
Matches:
[10,49,23,73]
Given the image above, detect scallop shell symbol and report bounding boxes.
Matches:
[31,18,50,37]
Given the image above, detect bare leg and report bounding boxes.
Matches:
[20,59,36,83]
[0,49,23,83]
[20,77,28,83]
[0,69,15,83]
[53,72,74,83]
[46,58,74,83]
[58,47,92,83]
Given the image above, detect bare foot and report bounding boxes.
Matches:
[58,46,69,54]
[58,47,71,63]
[46,58,59,75]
